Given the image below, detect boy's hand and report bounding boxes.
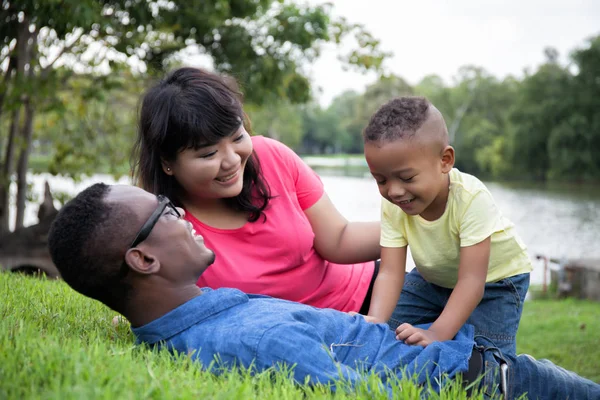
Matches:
[395,323,442,347]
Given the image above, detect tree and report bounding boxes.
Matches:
[40,73,143,178]
[326,90,363,153]
[0,0,388,233]
[447,66,517,177]
[415,74,453,118]
[245,101,304,149]
[300,103,344,154]
[339,74,414,153]
[569,35,600,178]
[547,114,598,181]
[506,49,573,180]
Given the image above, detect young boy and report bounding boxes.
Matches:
[362,97,533,357]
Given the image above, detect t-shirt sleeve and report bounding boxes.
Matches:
[262,137,324,210]
[459,190,502,247]
[380,198,408,248]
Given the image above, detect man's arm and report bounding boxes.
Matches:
[256,322,370,391]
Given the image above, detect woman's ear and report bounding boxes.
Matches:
[161,159,174,176]
[441,145,455,173]
[124,248,160,275]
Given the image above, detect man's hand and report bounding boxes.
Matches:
[395,323,443,347]
[347,311,383,324]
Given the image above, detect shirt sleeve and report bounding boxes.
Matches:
[380,198,407,248]
[262,137,324,210]
[459,190,502,247]
[256,322,367,391]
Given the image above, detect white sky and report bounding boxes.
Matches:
[304,0,600,106]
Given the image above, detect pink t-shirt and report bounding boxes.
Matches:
[187,136,374,312]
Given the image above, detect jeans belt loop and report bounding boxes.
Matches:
[478,345,510,399]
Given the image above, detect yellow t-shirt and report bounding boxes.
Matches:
[380,168,533,288]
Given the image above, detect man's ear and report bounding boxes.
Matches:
[161,159,174,176]
[441,145,455,173]
[124,248,160,275]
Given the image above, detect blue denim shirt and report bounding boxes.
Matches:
[132,288,475,391]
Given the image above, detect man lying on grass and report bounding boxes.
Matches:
[47,183,599,399]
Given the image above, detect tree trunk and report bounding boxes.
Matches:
[0,58,16,156]
[0,17,28,234]
[15,100,35,229]
[0,108,21,234]
[14,28,37,230]
[448,98,472,144]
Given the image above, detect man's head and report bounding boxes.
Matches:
[363,97,455,220]
[48,184,215,314]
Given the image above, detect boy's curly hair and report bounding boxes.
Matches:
[363,96,430,143]
[48,183,136,313]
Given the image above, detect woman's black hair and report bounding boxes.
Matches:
[131,67,271,222]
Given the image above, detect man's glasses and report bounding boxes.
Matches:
[129,195,181,248]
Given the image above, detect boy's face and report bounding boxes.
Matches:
[364,134,454,221]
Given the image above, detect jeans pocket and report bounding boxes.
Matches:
[498,273,530,310]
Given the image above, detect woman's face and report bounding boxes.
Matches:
[164,126,253,202]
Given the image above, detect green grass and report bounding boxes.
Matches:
[517,297,600,383]
[1,273,597,399]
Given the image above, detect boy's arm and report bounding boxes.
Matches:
[366,246,407,323]
[428,237,489,341]
[398,237,490,345]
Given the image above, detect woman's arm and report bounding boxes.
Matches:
[304,193,380,264]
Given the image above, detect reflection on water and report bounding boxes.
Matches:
[17,170,600,286]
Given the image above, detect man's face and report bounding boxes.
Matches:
[107,185,215,280]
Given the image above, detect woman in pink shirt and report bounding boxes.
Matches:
[131,67,380,313]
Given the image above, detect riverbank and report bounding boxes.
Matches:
[1,272,598,399]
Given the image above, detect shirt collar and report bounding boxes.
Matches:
[131,288,248,345]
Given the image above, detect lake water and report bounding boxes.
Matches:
[14,169,600,287]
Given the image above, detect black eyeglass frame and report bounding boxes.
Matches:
[129,195,181,248]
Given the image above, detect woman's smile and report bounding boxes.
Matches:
[215,169,241,185]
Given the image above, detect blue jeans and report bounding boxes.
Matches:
[389,268,530,357]
[479,344,600,399]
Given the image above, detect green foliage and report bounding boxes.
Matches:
[287,35,600,184]
[3,2,600,193]
[547,114,599,181]
[40,74,141,179]
[507,62,572,180]
[0,272,494,399]
[0,0,390,233]
[246,100,304,148]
